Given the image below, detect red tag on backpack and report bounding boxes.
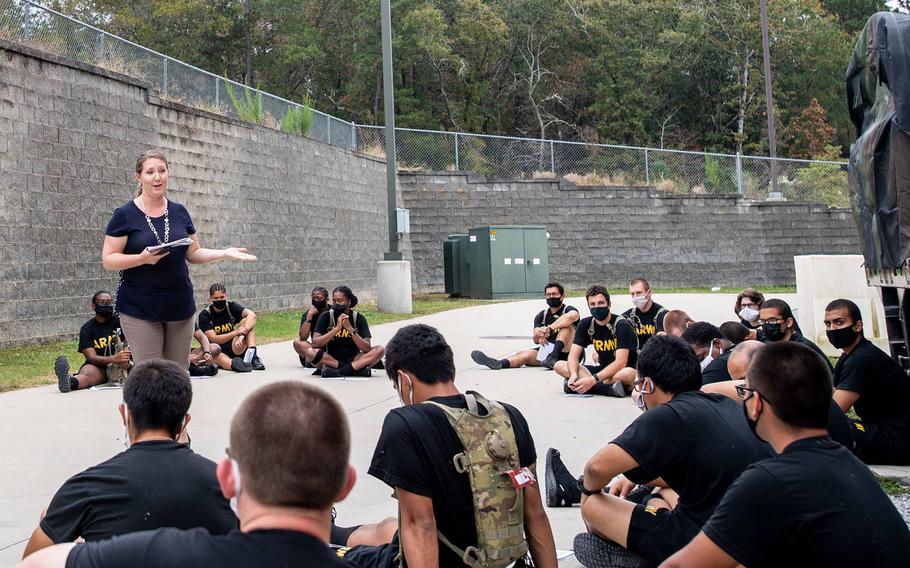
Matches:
[507,467,535,489]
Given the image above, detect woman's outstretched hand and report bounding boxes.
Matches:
[223,247,257,262]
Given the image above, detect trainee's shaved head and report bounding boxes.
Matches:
[727,340,765,381]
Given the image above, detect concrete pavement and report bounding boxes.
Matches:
[0,292,794,565]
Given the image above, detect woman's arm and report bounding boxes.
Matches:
[102,235,168,271]
[185,234,257,265]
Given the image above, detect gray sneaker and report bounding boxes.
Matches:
[230,357,253,373]
[471,350,503,370]
[610,381,627,398]
[573,532,643,568]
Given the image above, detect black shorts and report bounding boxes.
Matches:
[337,532,400,568]
[625,504,699,565]
[219,341,241,359]
[851,419,910,465]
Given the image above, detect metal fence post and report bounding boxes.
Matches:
[257,91,263,117]
[736,152,744,195]
[550,141,556,173]
[327,116,332,145]
[215,78,220,108]
[162,58,168,94]
[22,2,30,43]
[351,122,357,151]
[644,148,651,185]
[454,132,460,171]
[97,32,105,59]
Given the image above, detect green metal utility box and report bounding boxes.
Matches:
[467,226,549,299]
[443,234,471,296]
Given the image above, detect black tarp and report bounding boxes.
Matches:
[847,12,910,270]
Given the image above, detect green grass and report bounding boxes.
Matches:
[0,294,498,394]
[878,476,910,496]
[565,286,797,296]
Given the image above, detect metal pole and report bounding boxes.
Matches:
[759,0,779,195]
[644,148,650,185]
[381,0,400,260]
[736,152,744,195]
[162,58,168,94]
[97,33,105,59]
[215,78,220,108]
[327,116,332,145]
[351,122,357,151]
[454,132,460,171]
[22,2,30,43]
[550,141,556,173]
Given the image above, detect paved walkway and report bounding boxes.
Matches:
[3,290,884,566]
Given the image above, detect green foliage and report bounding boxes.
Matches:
[57,0,872,157]
[224,75,264,124]
[789,159,851,208]
[280,95,314,136]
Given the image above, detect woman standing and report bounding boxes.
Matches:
[102,150,256,365]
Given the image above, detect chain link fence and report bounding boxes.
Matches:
[0,0,356,150]
[356,126,850,207]
[1,0,849,206]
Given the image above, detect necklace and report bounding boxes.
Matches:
[139,199,169,245]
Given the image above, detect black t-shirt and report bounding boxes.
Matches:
[41,440,236,544]
[573,313,638,370]
[835,338,910,435]
[198,302,246,337]
[78,317,124,358]
[533,304,579,343]
[703,436,910,567]
[65,528,348,568]
[299,307,329,340]
[611,391,771,531]
[700,350,733,385]
[825,399,855,449]
[105,201,197,322]
[622,302,667,347]
[313,310,372,363]
[789,333,833,370]
[368,394,536,568]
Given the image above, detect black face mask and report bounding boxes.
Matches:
[761,322,786,342]
[212,300,227,310]
[332,304,347,317]
[827,326,859,349]
[546,297,562,308]
[312,299,327,311]
[742,400,764,442]
[94,305,114,317]
[591,307,610,321]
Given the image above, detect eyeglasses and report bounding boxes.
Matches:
[740,302,758,309]
[757,318,786,325]
[544,293,562,299]
[632,375,654,394]
[735,385,759,401]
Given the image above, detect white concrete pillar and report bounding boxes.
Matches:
[378,261,413,314]
[794,255,888,355]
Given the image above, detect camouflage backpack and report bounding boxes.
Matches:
[423,391,529,568]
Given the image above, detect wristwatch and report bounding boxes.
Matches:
[577,479,601,496]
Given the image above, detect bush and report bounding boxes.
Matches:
[224,75,264,124]
[280,96,314,136]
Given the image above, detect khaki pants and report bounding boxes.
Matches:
[119,314,195,366]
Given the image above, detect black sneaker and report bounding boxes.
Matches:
[356,366,372,377]
[231,357,253,373]
[545,448,581,507]
[471,350,502,370]
[55,355,72,393]
[573,532,643,568]
[541,351,559,370]
[624,484,656,505]
[322,366,342,378]
[251,355,266,371]
[312,368,322,376]
[372,360,385,370]
[189,363,219,377]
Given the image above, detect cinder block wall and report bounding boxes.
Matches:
[399,172,862,292]
[0,40,389,346]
